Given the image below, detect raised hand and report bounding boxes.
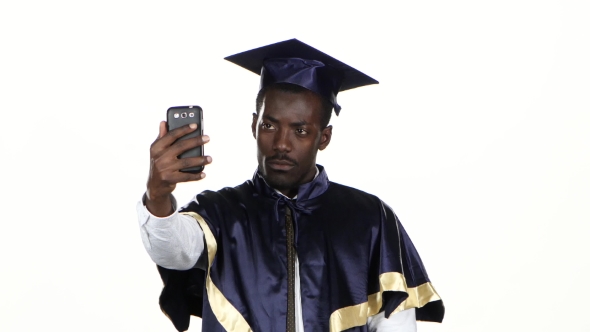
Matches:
[145,121,212,216]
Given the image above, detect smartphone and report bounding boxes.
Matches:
[166,105,204,173]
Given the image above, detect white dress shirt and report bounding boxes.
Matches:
[137,198,417,331]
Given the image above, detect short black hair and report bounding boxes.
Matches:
[255,83,333,128]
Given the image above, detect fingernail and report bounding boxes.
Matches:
[202,135,210,142]
[189,123,197,129]
[200,173,206,178]
[206,156,212,163]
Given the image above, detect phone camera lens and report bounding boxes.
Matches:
[189,112,195,117]
[181,112,187,118]
[174,113,180,119]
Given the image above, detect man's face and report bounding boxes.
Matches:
[252,88,332,197]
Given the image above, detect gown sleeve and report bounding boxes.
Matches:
[149,194,212,332]
[377,202,445,322]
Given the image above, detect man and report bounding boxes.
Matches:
[137,39,444,331]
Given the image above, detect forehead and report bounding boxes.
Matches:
[261,88,324,124]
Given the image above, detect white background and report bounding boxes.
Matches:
[1,1,589,331]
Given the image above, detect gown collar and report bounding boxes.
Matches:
[252,164,329,203]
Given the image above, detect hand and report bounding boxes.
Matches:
[145,121,212,216]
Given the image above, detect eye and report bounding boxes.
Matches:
[261,122,275,130]
[296,128,308,135]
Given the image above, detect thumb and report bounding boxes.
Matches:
[158,121,167,139]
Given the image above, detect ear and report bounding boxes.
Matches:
[251,113,258,139]
[318,125,332,151]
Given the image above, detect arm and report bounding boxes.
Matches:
[367,309,417,332]
[137,121,212,269]
[137,195,205,270]
[146,121,211,217]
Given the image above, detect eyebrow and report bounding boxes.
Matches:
[262,114,279,123]
[263,114,309,127]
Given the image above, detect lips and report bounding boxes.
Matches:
[266,159,295,171]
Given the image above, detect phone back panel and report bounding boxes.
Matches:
[166,106,204,173]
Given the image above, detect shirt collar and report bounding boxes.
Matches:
[274,166,320,200]
[252,164,329,203]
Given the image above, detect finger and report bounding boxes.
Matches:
[171,155,212,172]
[165,135,210,159]
[150,121,172,156]
[151,124,200,157]
[158,121,167,139]
[160,123,199,147]
[169,123,198,139]
[163,170,207,184]
[151,149,212,176]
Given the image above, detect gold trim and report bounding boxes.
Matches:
[181,212,253,332]
[397,282,441,313]
[329,272,441,332]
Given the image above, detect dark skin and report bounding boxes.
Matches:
[146,122,212,217]
[252,88,332,198]
[145,87,331,216]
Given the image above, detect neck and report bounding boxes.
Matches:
[267,166,321,199]
[277,187,298,199]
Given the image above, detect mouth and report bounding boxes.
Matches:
[266,159,296,172]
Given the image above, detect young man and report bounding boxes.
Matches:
[138,39,444,332]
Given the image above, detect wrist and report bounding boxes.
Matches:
[146,186,171,202]
[145,192,174,217]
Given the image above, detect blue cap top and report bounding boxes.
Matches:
[224,39,378,115]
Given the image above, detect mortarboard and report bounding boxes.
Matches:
[224,39,378,115]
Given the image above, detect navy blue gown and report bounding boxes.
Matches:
[157,166,444,331]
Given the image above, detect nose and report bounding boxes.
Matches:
[272,128,292,153]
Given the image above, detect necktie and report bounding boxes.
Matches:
[286,207,296,332]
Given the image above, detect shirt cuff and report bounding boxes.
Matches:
[137,193,178,227]
[367,308,416,332]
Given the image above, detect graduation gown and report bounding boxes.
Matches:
[157,166,444,331]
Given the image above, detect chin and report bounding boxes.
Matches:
[263,171,296,191]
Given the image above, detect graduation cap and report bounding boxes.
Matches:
[224,39,378,115]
